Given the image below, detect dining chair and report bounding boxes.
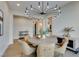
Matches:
[18,40,35,56]
[37,43,55,57]
[54,37,69,57]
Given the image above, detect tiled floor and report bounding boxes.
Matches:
[2,39,79,57]
[64,50,79,57]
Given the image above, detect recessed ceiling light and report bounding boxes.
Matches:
[17,3,20,7]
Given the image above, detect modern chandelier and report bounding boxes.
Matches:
[25,1,61,16]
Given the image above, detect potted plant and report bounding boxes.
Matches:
[63,27,75,37]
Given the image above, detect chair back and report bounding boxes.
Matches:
[61,37,69,53]
[18,40,33,55]
[55,37,69,56]
[37,43,55,57]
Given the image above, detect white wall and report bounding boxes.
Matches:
[13,16,33,39]
[0,2,13,56]
[53,1,79,38]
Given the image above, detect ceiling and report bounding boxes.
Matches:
[7,1,71,13]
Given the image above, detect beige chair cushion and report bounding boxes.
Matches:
[37,43,55,57]
[18,40,35,55]
[54,37,69,56]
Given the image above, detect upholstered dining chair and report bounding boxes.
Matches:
[54,37,69,57]
[18,40,35,56]
[37,43,55,57]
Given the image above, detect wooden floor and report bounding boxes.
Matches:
[3,40,22,57]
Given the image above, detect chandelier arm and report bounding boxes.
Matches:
[32,7,42,13]
[41,1,44,12]
[29,10,40,14]
[45,8,54,13]
[43,5,48,13]
[45,8,58,13]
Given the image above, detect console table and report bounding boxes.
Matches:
[67,37,79,53]
[57,35,79,54]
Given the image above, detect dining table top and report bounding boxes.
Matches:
[28,36,57,46]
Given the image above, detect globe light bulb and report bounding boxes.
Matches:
[38,2,40,8]
[47,6,49,9]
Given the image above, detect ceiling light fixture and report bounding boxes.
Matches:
[17,3,20,7]
[25,1,61,16]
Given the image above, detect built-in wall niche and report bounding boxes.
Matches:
[0,9,3,36]
[48,16,53,36]
[33,19,43,38]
